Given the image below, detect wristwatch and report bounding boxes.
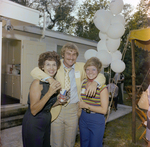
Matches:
[41,76,52,82]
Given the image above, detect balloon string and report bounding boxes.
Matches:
[122,33,130,61]
[105,68,120,124]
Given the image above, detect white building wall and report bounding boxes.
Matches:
[2,26,97,63]
[41,36,97,63]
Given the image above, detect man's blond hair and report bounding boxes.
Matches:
[61,42,79,58]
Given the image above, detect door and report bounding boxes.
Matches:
[21,40,46,104]
[5,75,13,96]
[13,76,21,99]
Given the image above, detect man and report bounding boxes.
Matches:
[31,42,106,147]
[113,73,124,104]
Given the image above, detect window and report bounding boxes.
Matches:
[57,45,62,58]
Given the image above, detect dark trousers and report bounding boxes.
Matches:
[109,97,118,109]
[117,83,123,104]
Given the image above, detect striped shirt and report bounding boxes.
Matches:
[81,79,106,106]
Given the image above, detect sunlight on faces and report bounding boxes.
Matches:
[63,49,78,68]
[43,60,57,77]
[86,66,98,80]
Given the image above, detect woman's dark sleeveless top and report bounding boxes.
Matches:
[27,81,58,113]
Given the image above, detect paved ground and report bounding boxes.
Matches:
[1,104,132,147]
[106,104,132,122]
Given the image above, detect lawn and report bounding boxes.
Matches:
[75,93,148,147]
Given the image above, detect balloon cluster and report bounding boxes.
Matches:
[84,0,125,73]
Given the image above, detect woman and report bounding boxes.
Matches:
[22,51,66,147]
[79,57,109,147]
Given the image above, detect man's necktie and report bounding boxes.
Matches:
[64,68,72,91]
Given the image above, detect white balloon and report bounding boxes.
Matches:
[106,37,120,53]
[84,49,98,60]
[97,40,108,51]
[107,23,125,39]
[111,59,125,73]
[111,50,122,61]
[110,0,124,15]
[111,14,125,26]
[96,50,112,66]
[99,32,108,40]
[93,10,113,33]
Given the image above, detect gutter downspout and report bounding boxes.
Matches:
[40,11,46,41]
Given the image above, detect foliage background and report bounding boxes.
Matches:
[11,0,150,89]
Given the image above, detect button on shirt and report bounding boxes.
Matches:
[63,64,79,104]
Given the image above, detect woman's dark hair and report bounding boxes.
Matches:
[38,51,61,70]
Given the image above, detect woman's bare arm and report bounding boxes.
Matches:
[30,79,61,116]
